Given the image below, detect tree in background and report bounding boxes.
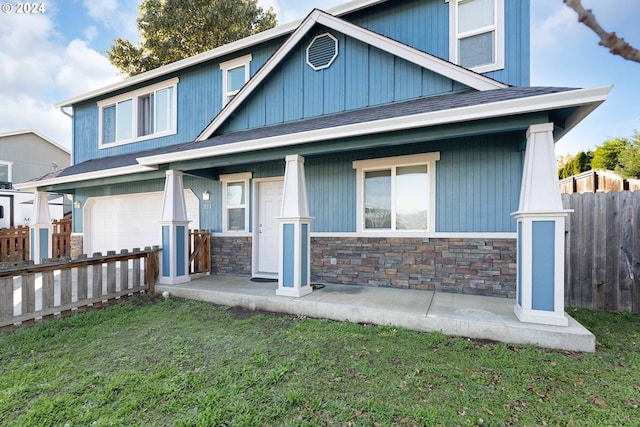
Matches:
[107,0,277,76]
[615,131,640,179]
[591,137,631,170]
[558,151,593,179]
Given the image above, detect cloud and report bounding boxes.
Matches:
[0,5,120,150]
[82,0,139,41]
[531,0,586,52]
[55,39,120,96]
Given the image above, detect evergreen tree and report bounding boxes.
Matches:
[615,131,640,179]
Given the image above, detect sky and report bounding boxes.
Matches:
[0,0,638,157]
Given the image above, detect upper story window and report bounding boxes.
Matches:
[98,77,178,148]
[221,172,252,233]
[449,0,504,73]
[220,54,252,106]
[0,161,12,183]
[353,153,440,233]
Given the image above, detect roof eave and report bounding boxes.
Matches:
[140,86,612,167]
[13,164,158,192]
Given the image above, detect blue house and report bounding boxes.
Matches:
[19,0,609,326]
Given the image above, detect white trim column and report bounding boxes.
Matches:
[159,170,191,285]
[277,155,313,297]
[512,123,571,326]
[30,191,52,263]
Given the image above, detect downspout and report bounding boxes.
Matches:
[60,106,73,118]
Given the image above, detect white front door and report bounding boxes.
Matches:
[255,179,283,277]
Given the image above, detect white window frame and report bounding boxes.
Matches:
[353,152,440,234]
[448,0,504,73]
[0,161,13,183]
[221,172,252,233]
[97,77,179,149]
[220,54,252,106]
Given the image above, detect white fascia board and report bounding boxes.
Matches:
[54,0,389,109]
[13,165,159,191]
[139,86,611,167]
[196,9,506,142]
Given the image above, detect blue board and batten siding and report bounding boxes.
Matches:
[71,131,523,235]
[220,33,462,134]
[305,133,522,233]
[347,0,529,86]
[71,0,529,165]
[72,42,283,165]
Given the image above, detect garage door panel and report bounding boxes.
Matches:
[85,191,199,255]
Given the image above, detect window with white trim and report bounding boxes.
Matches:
[449,0,504,72]
[98,78,178,148]
[353,153,440,232]
[221,172,252,232]
[220,54,252,106]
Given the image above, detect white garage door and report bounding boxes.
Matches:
[84,190,200,255]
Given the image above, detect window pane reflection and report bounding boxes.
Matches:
[365,170,391,229]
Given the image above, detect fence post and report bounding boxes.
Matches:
[0,277,13,332]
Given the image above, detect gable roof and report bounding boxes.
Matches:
[195,8,508,142]
[54,0,391,109]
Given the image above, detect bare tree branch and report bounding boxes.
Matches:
[564,0,640,63]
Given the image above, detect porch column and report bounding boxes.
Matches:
[512,123,571,326]
[159,170,191,285]
[276,155,313,297]
[30,191,52,263]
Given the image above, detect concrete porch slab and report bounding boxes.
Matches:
[157,275,595,352]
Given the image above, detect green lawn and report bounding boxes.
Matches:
[1,296,638,426]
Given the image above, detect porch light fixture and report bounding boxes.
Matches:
[73,201,81,209]
[202,190,210,201]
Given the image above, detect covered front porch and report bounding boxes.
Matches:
[156,274,595,352]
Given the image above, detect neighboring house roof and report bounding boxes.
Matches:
[17,85,610,191]
[195,9,508,142]
[54,0,392,109]
[0,130,71,155]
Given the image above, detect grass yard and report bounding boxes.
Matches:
[0,296,638,426]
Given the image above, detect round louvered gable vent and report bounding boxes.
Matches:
[306,33,338,71]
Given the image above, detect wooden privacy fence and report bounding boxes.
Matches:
[189,229,211,274]
[52,218,72,259]
[0,247,161,332]
[0,225,29,264]
[0,218,72,265]
[563,191,640,313]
